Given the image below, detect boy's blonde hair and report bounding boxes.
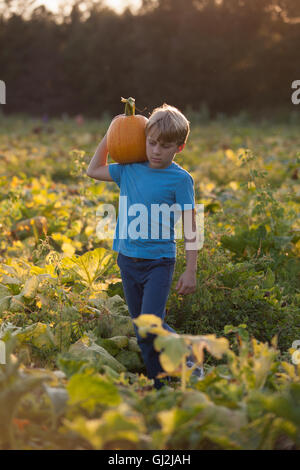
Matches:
[145,103,190,146]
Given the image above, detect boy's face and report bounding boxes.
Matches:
[146,128,184,169]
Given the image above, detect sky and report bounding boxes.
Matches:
[36,0,142,14]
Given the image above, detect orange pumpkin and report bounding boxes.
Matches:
[107,97,148,164]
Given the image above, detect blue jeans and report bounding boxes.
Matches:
[117,252,177,389]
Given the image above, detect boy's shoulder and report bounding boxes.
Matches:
[171,161,194,183]
[117,161,193,184]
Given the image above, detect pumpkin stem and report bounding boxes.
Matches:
[121,97,135,116]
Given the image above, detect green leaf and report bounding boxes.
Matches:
[21,275,39,299]
[56,354,91,378]
[0,284,11,297]
[67,372,121,412]
[154,335,188,372]
[115,350,144,372]
[0,275,21,286]
[15,322,55,350]
[263,268,275,289]
[68,337,126,373]
[9,294,25,313]
[61,247,114,286]
[89,294,129,316]
[64,404,146,449]
[0,296,11,314]
[190,334,229,364]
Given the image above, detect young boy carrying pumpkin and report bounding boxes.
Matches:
[87,102,203,389]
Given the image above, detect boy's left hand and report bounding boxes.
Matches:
[175,270,197,295]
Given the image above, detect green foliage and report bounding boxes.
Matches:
[68,334,127,374]
[134,314,229,391]
[61,247,115,290]
[168,246,300,353]
[56,353,93,379]
[0,117,299,449]
[0,335,52,449]
[0,314,299,450]
[63,405,148,450]
[221,152,296,261]
[131,321,300,450]
[66,372,121,412]
[114,351,144,373]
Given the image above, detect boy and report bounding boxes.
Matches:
[87,103,203,389]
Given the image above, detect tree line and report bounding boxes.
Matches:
[0,0,300,118]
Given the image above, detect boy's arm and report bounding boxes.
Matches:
[86,114,124,181]
[86,133,113,181]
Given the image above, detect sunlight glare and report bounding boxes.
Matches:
[37,0,142,14]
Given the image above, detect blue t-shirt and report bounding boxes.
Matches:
[108,161,195,259]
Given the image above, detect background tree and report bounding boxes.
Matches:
[0,0,299,117]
